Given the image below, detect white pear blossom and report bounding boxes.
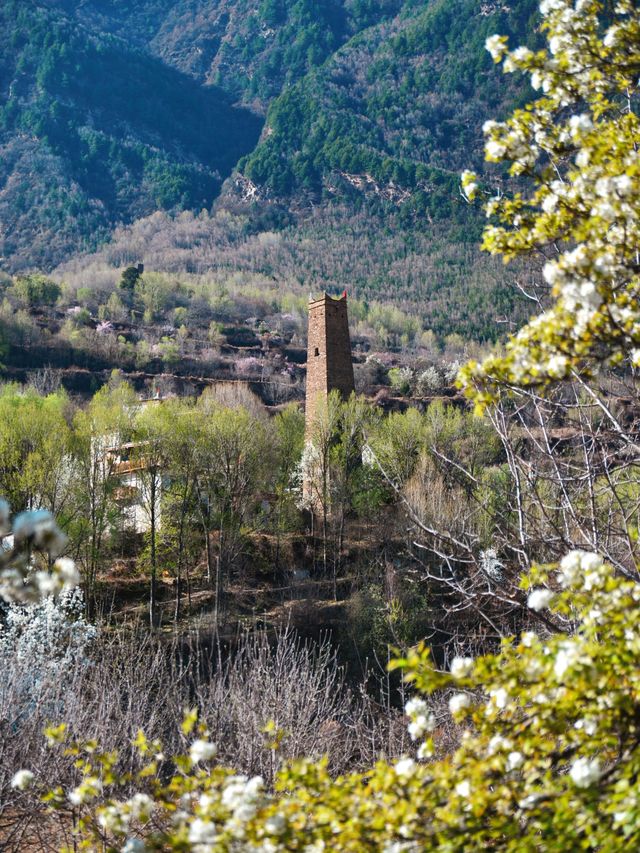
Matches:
[394,758,417,779]
[221,775,265,831]
[506,751,524,771]
[450,656,474,679]
[486,139,508,160]
[417,742,433,760]
[11,769,34,790]
[540,0,567,14]
[569,113,592,136]
[190,739,217,764]
[188,818,218,845]
[482,119,500,134]
[488,735,513,754]
[98,805,129,834]
[527,588,554,611]
[455,780,471,798]
[559,551,586,587]
[603,25,619,46]
[615,174,632,195]
[449,693,471,715]
[531,69,544,90]
[408,715,434,740]
[512,46,533,62]
[55,557,80,587]
[554,640,584,680]
[485,34,508,62]
[69,778,103,806]
[489,688,509,710]
[575,718,598,736]
[461,170,478,201]
[543,262,561,285]
[1,588,96,727]
[569,757,602,788]
[575,148,590,167]
[404,697,428,717]
[127,793,154,821]
[547,354,568,378]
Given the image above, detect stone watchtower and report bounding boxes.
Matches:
[304,292,355,440]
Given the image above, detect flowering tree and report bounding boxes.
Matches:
[1,587,95,720]
[459,0,640,407]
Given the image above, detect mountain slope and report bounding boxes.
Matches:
[2,0,542,341]
[239,0,539,217]
[0,0,262,270]
[50,0,405,106]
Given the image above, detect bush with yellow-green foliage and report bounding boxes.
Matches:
[21,552,640,850]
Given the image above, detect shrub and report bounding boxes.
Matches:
[13,274,61,307]
[30,554,640,851]
[415,365,443,396]
[388,366,413,395]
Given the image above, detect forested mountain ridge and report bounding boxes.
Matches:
[240,0,539,216]
[2,0,540,340]
[48,0,406,106]
[0,0,261,270]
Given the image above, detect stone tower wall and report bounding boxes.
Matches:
[305,293,355,439]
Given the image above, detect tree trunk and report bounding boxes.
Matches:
[214,553,222,636]
[204,523,213,584]
[149,472,157,630]
[174,482,189,624]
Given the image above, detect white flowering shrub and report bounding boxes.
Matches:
[415,366,444,396]
[0,587,96,710]
[36,552,640,849]
[291,441,319,511]
[443,360,462,385]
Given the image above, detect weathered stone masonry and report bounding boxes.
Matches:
[304,292,355,440]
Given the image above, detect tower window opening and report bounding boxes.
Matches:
[314,347,320,356]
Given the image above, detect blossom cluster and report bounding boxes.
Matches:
[0,503,79,603]
[1,586,96,735]
[458,0,640,404]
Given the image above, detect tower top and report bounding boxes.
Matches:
[308,292,347,308]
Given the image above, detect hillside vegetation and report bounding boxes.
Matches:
[1,0,540,340]
[56,205,533,341]
[54,0,405,103]
[0,0,261,270]
[241,0,539,212]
